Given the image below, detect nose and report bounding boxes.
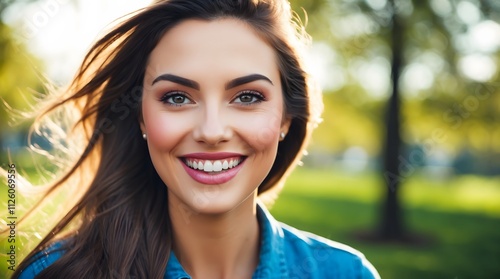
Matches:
[193,104,232,145]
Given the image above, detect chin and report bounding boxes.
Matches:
[182,191,256,216]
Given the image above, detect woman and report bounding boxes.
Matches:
[12,0,379,278]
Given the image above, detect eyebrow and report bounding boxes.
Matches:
[152,74,200,90]
[224,74,273,90]
[151,73,273,90]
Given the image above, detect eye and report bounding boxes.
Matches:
[160,91,193,106]
[232,90,265,105]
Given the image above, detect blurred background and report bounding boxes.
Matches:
[1,0,499,278]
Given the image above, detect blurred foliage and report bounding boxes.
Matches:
[0,21,43,163]
[289,0,500,174]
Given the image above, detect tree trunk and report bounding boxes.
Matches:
[379,0,405,240]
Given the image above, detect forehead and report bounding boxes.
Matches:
[145,18,279,84]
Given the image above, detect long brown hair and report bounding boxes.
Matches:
[11,0,322,278]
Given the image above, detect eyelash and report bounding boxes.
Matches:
[158,90,266,106]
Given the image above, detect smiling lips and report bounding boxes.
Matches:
[180,153,246,185]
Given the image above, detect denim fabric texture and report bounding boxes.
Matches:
[18,204,379,279]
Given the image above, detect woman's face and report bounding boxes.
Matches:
[141,19,290,214]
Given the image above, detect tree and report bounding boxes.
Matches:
[379,0,405,240]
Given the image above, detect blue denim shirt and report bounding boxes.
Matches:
[19,204,379,278]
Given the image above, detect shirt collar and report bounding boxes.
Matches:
[253,202,289,278]
[164,203,288,279]
[165,252,190,279]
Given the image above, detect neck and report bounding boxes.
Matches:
[169,195,260,279]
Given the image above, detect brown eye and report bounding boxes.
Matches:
[233,90,265,105]
[238,95,254,103]
[172,95,186,103]
[160,91,193,106]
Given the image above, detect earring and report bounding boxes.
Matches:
[142,133,147,140]
[280,132,286,140]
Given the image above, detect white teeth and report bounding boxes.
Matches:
[213,161,223,172]
[203,161,213,172]
[185,158,243,173]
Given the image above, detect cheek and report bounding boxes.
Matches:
[142,106,190,152]
[236,110,283,151]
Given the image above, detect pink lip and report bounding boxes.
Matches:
[180,158,245,185]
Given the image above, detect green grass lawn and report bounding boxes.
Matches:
[270,168,500,279]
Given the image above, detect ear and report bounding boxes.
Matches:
[140,122,146,135]
[280,115,292,136]
[139,111,146,135]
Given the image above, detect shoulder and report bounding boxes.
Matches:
[17,241,66,279]
[256,203,379,278]
[279,223,380,279]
